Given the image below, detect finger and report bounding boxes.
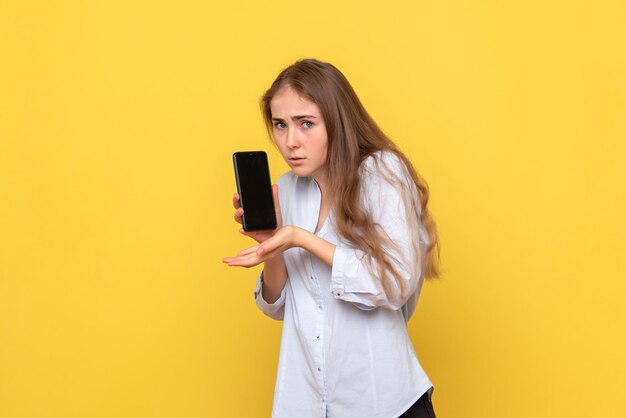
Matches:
[272,184,283,227]
[233,207,244,224]
[232,193,241,209]
[223,255,263,268]
[222,249,259,262]
[237,245,260,257]
[223,257,255,267]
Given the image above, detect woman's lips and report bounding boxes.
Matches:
[289,157,305,165]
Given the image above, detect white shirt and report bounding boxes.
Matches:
[254,152,433,418]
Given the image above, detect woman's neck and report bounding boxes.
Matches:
[312,169,328,196]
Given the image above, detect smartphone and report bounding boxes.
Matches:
[232,151,277,231]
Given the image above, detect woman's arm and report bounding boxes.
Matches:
[260,255,288,304]
[224,225,336,271]
[257,227,336,267]
[225,225,335,319]
[295,230,336,266]
[224,184,290,307]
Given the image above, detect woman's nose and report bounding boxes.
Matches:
[286,129,300,149]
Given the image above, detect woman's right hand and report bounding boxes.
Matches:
[232,184,282,244]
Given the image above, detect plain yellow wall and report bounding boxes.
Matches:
[1,1,625,417]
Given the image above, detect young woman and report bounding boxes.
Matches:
[223,59,439,418]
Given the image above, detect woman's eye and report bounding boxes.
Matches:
[302,121,313,128]
[274,122,286,129]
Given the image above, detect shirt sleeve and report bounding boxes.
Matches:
[254,270,287,320]
[329,153,426,311]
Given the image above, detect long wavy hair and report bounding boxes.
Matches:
[261,59,440,297]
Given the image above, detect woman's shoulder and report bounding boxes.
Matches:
[359,151,422,216]
[360,151,408,179]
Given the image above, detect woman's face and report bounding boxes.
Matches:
[270,86,329,182]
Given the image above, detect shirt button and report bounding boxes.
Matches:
[310,275,314,280]
[318,304,323,310]
[317,367,321,372]
[316,336,320,341]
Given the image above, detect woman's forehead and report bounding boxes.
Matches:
[270,86,321,117]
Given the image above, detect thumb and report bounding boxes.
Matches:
[272,184,283,227]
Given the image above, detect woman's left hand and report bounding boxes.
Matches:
[223,225,300,268]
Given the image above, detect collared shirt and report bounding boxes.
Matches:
[254,152,433,418]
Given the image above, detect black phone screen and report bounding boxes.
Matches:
[232,151,277,231]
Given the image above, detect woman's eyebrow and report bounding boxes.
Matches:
[271,115,318,122]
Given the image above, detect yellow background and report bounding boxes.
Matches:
[1,1,624,417]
